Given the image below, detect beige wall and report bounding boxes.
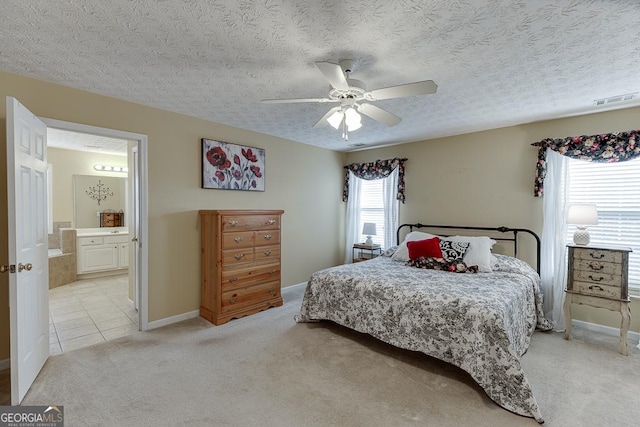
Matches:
[48,148,128,225]
[346,106,640,333]
[0,70,346,361]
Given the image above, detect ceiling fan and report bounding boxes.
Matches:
[262,59,437,140]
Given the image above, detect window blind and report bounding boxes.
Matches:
[359,179,385,247]
[566,157,640,291]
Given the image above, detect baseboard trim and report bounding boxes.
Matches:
[147,310,200,330]
[0,358,9,371]
[573,319,640,348]
[284,282,307,289]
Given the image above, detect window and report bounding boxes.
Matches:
[358,178,385,247]
[566,157,640,291]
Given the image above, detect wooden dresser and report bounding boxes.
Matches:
[199,210,284,325]
[564,244,632,355]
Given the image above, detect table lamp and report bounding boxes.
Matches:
[362,222,377,246]
[567,203,598,245]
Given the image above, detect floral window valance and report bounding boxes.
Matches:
[343,158,407,203]
[531,130,640,197]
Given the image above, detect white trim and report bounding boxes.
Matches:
[40,118,149,332]
[148,310,200,330]
[572,319,640,342]
[284,282,307,289]
[0,358,9,371]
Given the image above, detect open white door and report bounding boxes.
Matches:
[6,97,49,404]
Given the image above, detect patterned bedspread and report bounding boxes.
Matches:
[295,254,552,423]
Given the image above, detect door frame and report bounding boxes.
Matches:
[41,118,150,331]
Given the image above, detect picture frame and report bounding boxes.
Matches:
[201,138,265,191]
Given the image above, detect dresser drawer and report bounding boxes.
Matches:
[574,281,623,299]
[573,248,623,264]
[221,263,280,290]
[222,231,254,249]
[221,281,281,313]
[573,270,622,287]
[222,248,254,266]
[575,259,622,276]
[222,215,280,231]
[254,245,280,261]
[255,230,280,246]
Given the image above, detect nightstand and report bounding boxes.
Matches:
[352,244,382,263]
[564,244,632,355]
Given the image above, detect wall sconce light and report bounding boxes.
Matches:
[94,164,128,173]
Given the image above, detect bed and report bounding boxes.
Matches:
[295,224,552,423]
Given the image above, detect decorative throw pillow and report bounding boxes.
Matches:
[438,240,470,262]
[381,246,398,257]
[391,231,438,261]
[407,237,442,260]
[406,257,479,273]
[443,236,496,272]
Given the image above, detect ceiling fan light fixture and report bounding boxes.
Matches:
[327,110,344,129]
[344,107,361,131]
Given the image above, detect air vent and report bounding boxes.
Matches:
[350,143,366,147]
[594,92,638,106]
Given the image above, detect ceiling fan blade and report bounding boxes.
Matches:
[313,106,341,128]
[261,98,336,104]
[357,103,402,127]
[315,61,350,91]
[368,80,438,100]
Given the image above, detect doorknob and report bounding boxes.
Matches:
[131,237,138,242]
[0,265,9,273]
[18,263,33,272]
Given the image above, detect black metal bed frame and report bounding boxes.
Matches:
[396,223,542,273]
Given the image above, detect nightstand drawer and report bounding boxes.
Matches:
[574,281,623,299]
[575,259,622,275]
[573,270,622,287]
[573,248,623,264]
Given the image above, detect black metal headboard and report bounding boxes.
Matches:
[396,224,542,273]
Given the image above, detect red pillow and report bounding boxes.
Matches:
[407,237,442,260]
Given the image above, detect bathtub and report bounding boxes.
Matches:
[48,248,63,257]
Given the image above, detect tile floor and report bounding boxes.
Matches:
[49,274,139,354]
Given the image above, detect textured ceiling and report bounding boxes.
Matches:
[2,0,640,152]
[47,129,128,157]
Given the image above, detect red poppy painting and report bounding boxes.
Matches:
[202,138,265,191]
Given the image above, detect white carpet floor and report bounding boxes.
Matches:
[18,284,640,426]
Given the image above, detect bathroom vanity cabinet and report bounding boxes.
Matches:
[77,232,129,274]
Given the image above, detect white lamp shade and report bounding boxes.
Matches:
[327,110,344,129]
[362,222,377,236]
[344,107,362,130]
[567,204,598,225]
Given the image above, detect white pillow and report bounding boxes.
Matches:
[443,236,496,272]
[391,231,438,262]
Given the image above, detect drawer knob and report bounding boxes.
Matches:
[264,250,272,256]
[229,297,238,304]
[267,218,276,225]
[588,275,604,282]
[588,252,605,259]
[588,285,604,291]
[234,253,245,260]
[229,220,238,227]
[268,288,276,296]
[264,234,272,240]
[234,236,243,243]
[588,263,604,271]
[269,270,276,275]
[229,276,238,283]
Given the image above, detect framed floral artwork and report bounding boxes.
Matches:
[201,138,265,191]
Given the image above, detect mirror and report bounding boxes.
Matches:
[73,174,126,228]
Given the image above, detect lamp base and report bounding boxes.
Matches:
[365,236,373,246]
[573,227,590,245]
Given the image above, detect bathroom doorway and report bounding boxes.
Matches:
[43,120,149,353]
